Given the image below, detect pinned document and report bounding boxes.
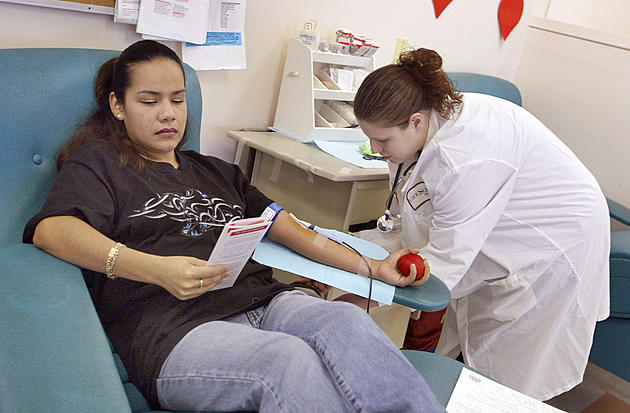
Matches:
[183,0,247,70]
[114,0,140,24]
[136,0,210,44]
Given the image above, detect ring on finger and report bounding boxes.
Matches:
[199,278,204,289]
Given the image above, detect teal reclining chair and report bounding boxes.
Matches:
[1,47,478,412]
[448,71,522,106]
[0,48,203,413]
[588,198,630,382]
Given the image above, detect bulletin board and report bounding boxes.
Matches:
[1,0,114,15]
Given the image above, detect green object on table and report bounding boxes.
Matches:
[359,143,383,158]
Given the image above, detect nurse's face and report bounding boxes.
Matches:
[359,112,429,164]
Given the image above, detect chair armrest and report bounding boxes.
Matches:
[0,244,132,413]
[393,274,451,312]
[608,198,630,227]
[610,230,630,318]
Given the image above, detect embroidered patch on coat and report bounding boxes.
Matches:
[406,182,431,210]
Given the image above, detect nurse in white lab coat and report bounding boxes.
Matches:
[353,48,610,400]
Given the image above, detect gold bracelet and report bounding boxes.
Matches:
[105,242,125,280]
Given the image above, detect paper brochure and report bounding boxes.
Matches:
[446,368,566,413]
[207,217,271,290]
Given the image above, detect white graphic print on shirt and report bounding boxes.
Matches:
[129,188,243,236]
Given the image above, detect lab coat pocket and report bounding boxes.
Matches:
[485,275,537,322]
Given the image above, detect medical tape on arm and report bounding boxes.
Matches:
[288,213,376,312]
[288,213,343,250]
[312,232,327,249]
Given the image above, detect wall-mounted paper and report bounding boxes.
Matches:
[136,0,209,44]
[183,0,247,70]
[114,0,139,24]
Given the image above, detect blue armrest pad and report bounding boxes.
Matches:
[0,244,131,413]
[393,274,451,312]
[608,198,630,227]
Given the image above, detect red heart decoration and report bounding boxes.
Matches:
[498,0,524,40]
[433,0,453,19]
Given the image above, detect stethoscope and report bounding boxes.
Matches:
[377,158,419,232]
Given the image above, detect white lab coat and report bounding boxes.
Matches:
[364,93,610,400]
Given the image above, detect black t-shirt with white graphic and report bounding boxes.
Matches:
[23,140,293,407]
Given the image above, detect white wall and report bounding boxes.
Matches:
[516,1,630,206]
[1,0,530,162]
[545,0,630,38]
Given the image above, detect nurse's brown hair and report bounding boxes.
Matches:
[354,48,462,128]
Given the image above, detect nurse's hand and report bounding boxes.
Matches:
[371,247,431,287]
[412,257,431,286]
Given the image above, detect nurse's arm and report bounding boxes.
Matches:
[268,210,426,286]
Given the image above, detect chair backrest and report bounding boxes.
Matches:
[0,48,202,245]
[0,47,203,412]
[448,72,522,106]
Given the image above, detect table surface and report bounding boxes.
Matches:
[227,130,388,182]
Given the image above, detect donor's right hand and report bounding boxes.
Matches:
[155,256,229,300]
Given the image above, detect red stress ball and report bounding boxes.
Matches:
[397,253,426,280]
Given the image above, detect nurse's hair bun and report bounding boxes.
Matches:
[354,47,462,126]
[397,48,462,120]
[398,48,443,74]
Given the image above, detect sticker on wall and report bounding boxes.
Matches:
[498,0,524,40]
[432,0,453,19]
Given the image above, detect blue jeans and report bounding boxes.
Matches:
[156,290,444,413]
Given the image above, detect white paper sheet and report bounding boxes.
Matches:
[446,369,566,413]
[253,230,396,304]
[136,0,209,44]
[182,0,247,70]
[141,34,174,41]
[314,139,389,169]
[207,217,271,290]
[114,0,140,24]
